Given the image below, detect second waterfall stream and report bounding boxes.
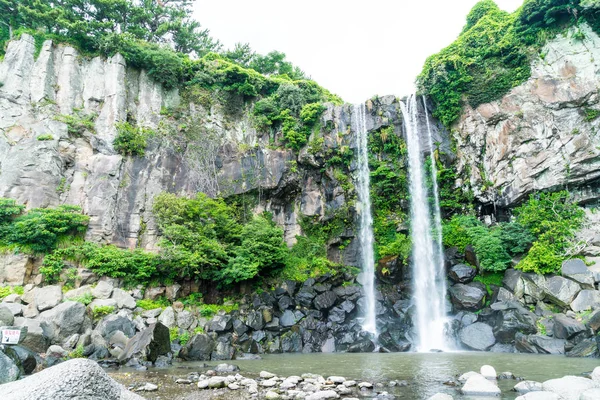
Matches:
[400,94,449,352]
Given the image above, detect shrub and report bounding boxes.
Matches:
[299,102,326,126]
[7,205,89,253]
[113,122,151,157]
[55,113,96,136]
[136,297,169,310]
[37,134,54,141]
[68,345,85,359]
[92,305,115,319]
[71,293,93,306]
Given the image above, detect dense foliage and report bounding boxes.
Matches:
[113,121,151,156]
[418,0,600,127]
[443,191,584,274]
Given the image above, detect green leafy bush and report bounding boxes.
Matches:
[136,297,170,310]
[71,293,93,306]
[7,205,89,253]
[55,113,96,136]
[92,305,115,320]
[417,0,596,127]
[113,122,151,157]
[37,134,54,141]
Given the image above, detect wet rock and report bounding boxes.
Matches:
[543,276,581,308]
[562,259,595,289]
[461,374,501,396]
[328,306,347,324]
[542,376,600,400]
[118,322,170,364]
[281,330,302,352]
[247,310,264,331]
[448,264,477,283]
[348,338,375,353]
[514,380,543,394]
[0,347,20,384]
[313,291,337,311]
[449,283,486,311]
[459,322,495,351]
[480,365,496,379]
[514,333,565,354]
[177,310,195,330]
[11,345,36,375]
[503,269,524,298]
[135,383,158,392]
[553,314,587,339]
[306,390,340,399]
[490,301,537,343]
[566,338,598,357]
[212,335,235,360]
[179,333,214,361]
[207,376,228,388]
[489,343,516,353]
[214,363,239,373]
[280,310,297,327]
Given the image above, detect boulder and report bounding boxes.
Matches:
[0,347,20,384]
[111,288,136,309]
[63,285,92,301]
[246,310,264,330]
[34,286,62,311]
[306,390,339,400]
[480,365,496,379]
[521,273,546,303]
[459,322,495,351]
[177,310,194,330]
[37,301,86,344]
[157,307,176,328]
[144,287,165,300]
[211,335,235,360]
[542,376,599,400]
[565,338,598,357]
[461,374,501,396]
[313,291,337,310]
[0,358,143,399]
[581,388,600,400]
[514,380,543,394]
[516,392,559,400]
[95,314,136,339]
[179,333,214,361]
[0,305,14,326]
[13,317,49,353]
[490,301,537,343]
[2,294,21,303]
[281,331,302,353]
[448,264,476,283]
[515,333,565,354]
[586,310,600,333]
[11,345,37,375]
[562,259,595,289]
[543,276,581,308]
[553,314,587,339]
[118,322,170,364]
[208,314,232,332]
[280,310,296,327]
[503,269,524,298]
[91,281,114,299]
[570,290,600,312]
[449,283,486,311]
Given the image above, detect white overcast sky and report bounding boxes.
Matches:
[193,0,523,104]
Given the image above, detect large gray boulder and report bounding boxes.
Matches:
[543,276,581,308]
[0,347,21,384]
[515,333,565,354]
[91,281,114,300]
[111,288,136,309]
[95,314,136,339]
[459,322,495,350]
[313,291,337,311]
[490,301,536,343]
[0,305,14,326]
[157,306,176,328]
[34,286,63,311]
[503,269,524,298]
[37,301,86,344]
[570,290,600,312]
[562,259,595,289]
[208,314,232,332]
[448,264,477,283]
[118,322,170,364]
[461,373,501,396]
[0,358,144,399]
[542,376,600,400]
[553,314,587,339]
[179,333,214,361]
[566,338,598,357]
[449,283,486,311]
[13,317,49,353]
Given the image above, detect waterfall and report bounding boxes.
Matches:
[400,94,447,352]
[354,103,377,335]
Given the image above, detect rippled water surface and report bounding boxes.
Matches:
[116,351,600,399]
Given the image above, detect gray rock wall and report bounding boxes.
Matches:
[455,24,600,209]
[0,34,447,265]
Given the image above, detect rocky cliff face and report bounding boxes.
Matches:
[0,34,448,266]
[456,24,600,211]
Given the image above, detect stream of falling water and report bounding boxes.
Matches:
[400,94,448,351]
[354,103,377,335]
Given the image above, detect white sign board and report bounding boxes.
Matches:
[1,329,21,344]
